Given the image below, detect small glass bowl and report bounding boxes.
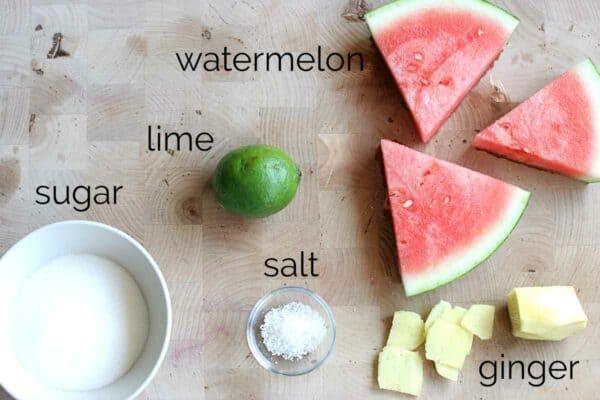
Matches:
[246,286,336,376]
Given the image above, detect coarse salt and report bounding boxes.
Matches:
[260,302,326,361]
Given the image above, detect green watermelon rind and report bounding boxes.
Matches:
[365,0,519,33]
[404,189,530,297]
[574,58,600,183]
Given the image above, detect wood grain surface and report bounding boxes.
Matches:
[1,0,599,399]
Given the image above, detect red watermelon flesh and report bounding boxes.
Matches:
[474,59,600,182]
[381,139,529,296]
[366,0,518,142]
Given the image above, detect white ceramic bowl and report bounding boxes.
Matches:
[0,221,172,400]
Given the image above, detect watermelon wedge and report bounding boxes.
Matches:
[366,0,519,142]
[381,139,530,296]
[474,59,600,182]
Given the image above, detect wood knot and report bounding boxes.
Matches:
[180,197,202,224]
[342,0,368,22]
[48,32,70,58]
[0,158,21,204]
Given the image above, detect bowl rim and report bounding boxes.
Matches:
[0,220,173,400]
[246,286,336,376]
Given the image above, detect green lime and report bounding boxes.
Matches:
[211,144,301,218]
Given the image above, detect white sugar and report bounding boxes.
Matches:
[260,302,326,361]
[10,254,149,391]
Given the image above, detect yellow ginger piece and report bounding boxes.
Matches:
[425,320,473,369]
[424,300,451,332]
[507,287,587,341]
[461,304,495,340]
[435,361,460,381]
[387,311,425,350]
[378,346,423,396]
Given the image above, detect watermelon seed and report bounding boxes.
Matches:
[500,122,511,131]
[444,196,450,204]
[414,52,423,61]
[438,77,452,86]
[523,148,531,154]
[402,200,413,208]
[477,28,485,36]
[406,63,418,72]
[420,78,429,86]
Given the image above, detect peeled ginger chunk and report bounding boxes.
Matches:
[424,300,451,332]
[425,320,473,369]
[378,346,423,396]
[461,304,495,340]
[507,286,587,341]
[439,306,467,325]
[387,311,425,350]
[434,361,460,381]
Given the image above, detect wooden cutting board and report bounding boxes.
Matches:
[1,0,598,399]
